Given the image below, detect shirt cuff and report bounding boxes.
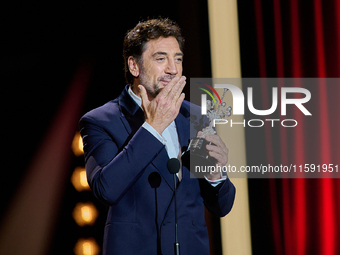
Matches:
[205,175,227,187]
[142,122,166,144]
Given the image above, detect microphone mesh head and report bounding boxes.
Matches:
[167,158,180,174]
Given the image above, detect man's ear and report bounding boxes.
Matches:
[128,56,140,78]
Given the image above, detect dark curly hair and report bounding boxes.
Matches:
[123,18,185,84]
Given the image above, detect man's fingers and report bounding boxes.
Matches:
[159,76,186,100]
[160,76,180,96]
[175,92,185,109]
[205,134,229,165]
[205,135,228,151]
[206,143,228,156]
[169,76,186,101]
[208,150,225,164]
[207,144,229,165]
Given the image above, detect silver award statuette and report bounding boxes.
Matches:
[182,88,232,177]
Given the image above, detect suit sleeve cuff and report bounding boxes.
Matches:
[142,122,166,144]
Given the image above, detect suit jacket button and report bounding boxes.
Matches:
[192,220,196,226]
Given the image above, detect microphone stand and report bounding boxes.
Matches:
[173,174,180,255]
[167,158,181,255]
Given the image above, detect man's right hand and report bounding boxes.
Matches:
[138,76,186,135]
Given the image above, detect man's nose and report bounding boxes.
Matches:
[165,59,178,75]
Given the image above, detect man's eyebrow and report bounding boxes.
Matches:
[152,51,184,57]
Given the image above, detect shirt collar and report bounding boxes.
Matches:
[128,85,142,108]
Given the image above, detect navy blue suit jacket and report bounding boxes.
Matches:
[79,85,236,255]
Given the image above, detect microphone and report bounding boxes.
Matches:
[167,158,180,175]
[167,158,180,255]
[148,172,162,189]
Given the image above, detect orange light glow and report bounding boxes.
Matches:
[72,132,84,156]
[74,238,100,255]
[72,202,98,227]
[71,167,91,191]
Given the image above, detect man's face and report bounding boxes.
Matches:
[138,36,183,99]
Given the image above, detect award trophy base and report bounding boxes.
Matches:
[181,137,217,178]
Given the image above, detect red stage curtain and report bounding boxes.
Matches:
[251,1,340,254]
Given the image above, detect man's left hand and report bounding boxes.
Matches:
[203,134,229,181]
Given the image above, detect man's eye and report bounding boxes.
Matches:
[157,58,165,62]
[175,58,183,62]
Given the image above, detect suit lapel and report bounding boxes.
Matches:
[175,105,191,181]
[175,108,190,151]
[118,86,145,135]
[151,148,175,190]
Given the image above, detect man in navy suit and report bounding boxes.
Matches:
[79,18,235,255]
